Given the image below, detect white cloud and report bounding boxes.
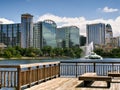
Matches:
[38,13,86,36]
[102,6,118,13]
[0,18,14,24]
[38,13,120,37]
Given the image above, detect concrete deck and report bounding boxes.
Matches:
[25,77,120,90]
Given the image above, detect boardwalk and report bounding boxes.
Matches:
[25,77,120,90]
[1,61,120,89]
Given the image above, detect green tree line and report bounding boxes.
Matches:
[0,46,82,58]
[94,47,120,58]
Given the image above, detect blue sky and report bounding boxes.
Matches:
[0,0,119,22]
[0,0,120,36]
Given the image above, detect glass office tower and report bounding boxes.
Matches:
[57,26,80,48]
[33,20,57,49]
[0,24,21,47]
[86,23,105,45]
[21,13,33,48]
[33,22,42,49]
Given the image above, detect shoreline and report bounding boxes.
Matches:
[0,56,72,60]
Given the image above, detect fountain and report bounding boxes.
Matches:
[84,42,103,59]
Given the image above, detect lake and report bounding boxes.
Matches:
[1,58,120,65]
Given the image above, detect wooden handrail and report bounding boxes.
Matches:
[20,61,60,68]
[0,61,60,90]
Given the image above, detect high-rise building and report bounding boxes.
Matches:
[33,22,41,49]
[86,23,105,46]
[117,36,120,47]
[57,26,80,48]
[0,14,80,49]
[33,20,57,49]
[0,24,21,47]
[112,37,118,47]
[105,24,113,47]
[21,13,33,48]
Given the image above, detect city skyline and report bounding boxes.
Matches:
[0,0,120,36]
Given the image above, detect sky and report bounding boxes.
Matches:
[0,0,120,36]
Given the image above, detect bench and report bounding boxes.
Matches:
[108,72,120,77]
[78,73,112,88]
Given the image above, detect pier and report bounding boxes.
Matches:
[0,61,120,89]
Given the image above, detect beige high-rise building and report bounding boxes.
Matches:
[105,24,113,48]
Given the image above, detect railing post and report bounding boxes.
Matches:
[76,63,77,77]
[54,64,56,78]
[43,65,46,82]
[17,67,21,90]
[49,64,51,79]
[93,62,96,72]
[36,66,39,84]
[58,63,60,77]
[28,67,32,87]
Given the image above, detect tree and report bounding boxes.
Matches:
[23,47,36,57]
[53,47,63,56]
[33,48,43,56]
[4,50,12,58]
[41,46,52,56]
[63,47,70,56]
[111,48,120,58]
[4,47,21,57]
[71,47,83,58]
[14,46,24,56]
[94,48,104,56]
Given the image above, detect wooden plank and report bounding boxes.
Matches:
[17,67,21,90]
[80,73,97,76]
[79,76,111,81]
[108,72,120,77]
[24,77,120,90]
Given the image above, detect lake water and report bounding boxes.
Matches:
[0,58,120,65]
[0,59,61,65]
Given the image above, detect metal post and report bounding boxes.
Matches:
[76,63,78,77]
[93,63,96,72]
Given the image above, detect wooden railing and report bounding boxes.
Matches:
[0,62,60,90]
[1,60,120,89]
[60,61,120,77]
